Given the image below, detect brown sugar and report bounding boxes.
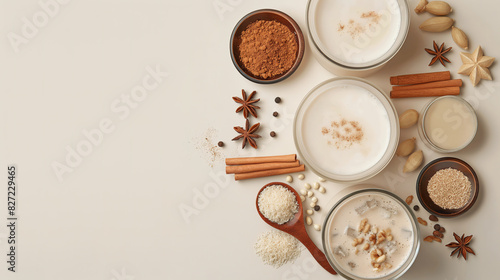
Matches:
[238,20,298,79]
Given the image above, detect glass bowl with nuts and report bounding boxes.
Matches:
[323,188,420,280]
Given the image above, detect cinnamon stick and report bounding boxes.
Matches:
[225,154,296,165]
[226,161,300,174]
[390,71,451,85]
[390,87,460,98]
[392,79,462,91]
[234,165,305,181]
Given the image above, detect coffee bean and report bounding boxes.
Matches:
[270,131,276,137]
[217,141,224,147]
[273,111,279,117]
[413,205,419,211]
[314,205,320,211]
[429,215,438,222]
[434,224,441,231]
[439,227,446,233]
[275,97,281,103]
[433,231,444,238]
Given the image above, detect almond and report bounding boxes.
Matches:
[414,0,428,14]
[419,17,454,32]
[403,150,423,173]
[399,109,419,128]
[425,1,453,15]
[451,26,469,50]
[396,137,416,157]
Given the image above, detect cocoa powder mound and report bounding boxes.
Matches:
[238,20,298,79]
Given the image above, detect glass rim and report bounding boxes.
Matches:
[293,77,399,183]
[306,0,410,70]
[322,188,421,280]
[419,95,478,153]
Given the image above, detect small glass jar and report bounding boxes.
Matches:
[306,0,410,77]
[418,96,478,153]
[323,188,420,280]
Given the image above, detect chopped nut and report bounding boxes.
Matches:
[359,218,368,232]
[417,217,428,226]
[387,234,393,241]
[376,231,386,245]
[384,263,392,269]
[363,223,371,233]
[363,243,370,251]
[352,240,359,247]
[372,227,378,234]
[376,248,383,256]
[376,255,386,263]
[372,263,381,268]
[369,234,376,244]
[357,237,364,244]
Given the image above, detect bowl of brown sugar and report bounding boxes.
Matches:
[416,157,479,218]
[230,9,305,84]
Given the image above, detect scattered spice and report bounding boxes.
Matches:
[239,20,298,79]
[314,205,320,211]
[439,227,446,233]
[270,131,276,137]
[322,118,364,149]
[273,111,279,117]
[413,205,420,211]
[233,89,260,119]
[217,141,224,147]
[405,195,413,205]
[338,11,381,39]
[446,233,475,260]
[433,231,444,238]
[417,217,427,226]
[434,224,441,231]
[195,128,224,167]
[425,41,452,66]
[232,119,261,149]
[275,97,282,103]
[429,215,439,222]
[427,168,472,209]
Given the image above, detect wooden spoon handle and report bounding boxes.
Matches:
[296,232,337,274]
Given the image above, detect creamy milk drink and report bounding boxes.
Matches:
[327,192,415,278]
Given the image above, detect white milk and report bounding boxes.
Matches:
[314,0,402,65]
[301,84,390,176]
[424,97,477,150]
[328,192,414,278]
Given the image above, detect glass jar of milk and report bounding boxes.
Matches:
[306,0,410,76]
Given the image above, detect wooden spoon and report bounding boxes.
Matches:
[256,182,337,274]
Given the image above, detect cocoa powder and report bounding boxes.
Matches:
[238,20,298,79]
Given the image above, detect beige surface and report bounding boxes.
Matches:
[0,0,498,279]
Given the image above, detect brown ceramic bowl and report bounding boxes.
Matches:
[416,157,479,218]
[230,9,305,84]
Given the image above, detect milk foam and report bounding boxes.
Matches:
[301,84,390,176]
[314,0,402,64]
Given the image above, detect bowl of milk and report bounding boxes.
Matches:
[293,77,399,183]
[306,0,410,76]
[323,188,420,280]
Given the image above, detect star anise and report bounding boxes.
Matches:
[233,89,260,118]
[446,232,476,260]
[425,41,452,66]
[232,119,261,149]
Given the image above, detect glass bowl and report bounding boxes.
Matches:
[323,188,420,280]
[306,0,410,76]
[417,96,478,153]
[230,9,305,84]
[293,77,399,183]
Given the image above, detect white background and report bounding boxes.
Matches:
[0,0,499,279]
